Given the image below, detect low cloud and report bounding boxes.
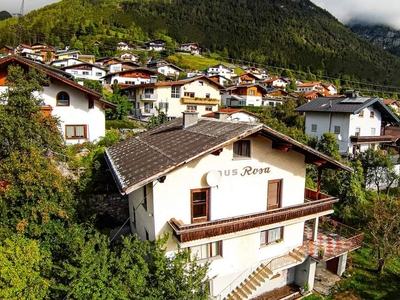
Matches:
[312,0,400,29]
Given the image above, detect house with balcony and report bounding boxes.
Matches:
[105,113,362,299]
[262,77,289,90]
[54,49,82,61]
[147,60,184,78]
[0,55,116,144]
[144,39,166,51]
[295,94,400,156]
[50,58,86,68]
[207,63,234,81]
[121,75,223,119]
[102,67,160,86]
[179,43,201,55]
[60,63,107,84]
[231,73,260,85]
[221,83,268,107]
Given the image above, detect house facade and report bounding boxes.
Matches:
[105,114,362,299]
[207,63,234,81]
[263,77,288,89]
[121,75,223,118]
[102,68,159,85]
[221,84,267,107]
[61,63,107,84]
[295,95,400,156]
[179,43,201,55]
[202,108,260,122]
[0,55,116,144]
[145,40,166,51]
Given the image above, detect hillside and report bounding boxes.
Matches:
[2,0,400,89]
[348,22,400,57]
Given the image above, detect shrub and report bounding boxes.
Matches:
[105,120,138,130]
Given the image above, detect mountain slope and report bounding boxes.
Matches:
[348,22,400,57]
[1,0,400,89]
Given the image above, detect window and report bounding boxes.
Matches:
[88,98,94,109]
[95,72,103,76]
[142,185,148,211]
[198,81,204,86]
[190,241,222,260]
[191,188,210,223]
[249,90,255,95]
[65,125,87,139]
[371,128,376,135]
[205,93,210,98]
[186,105,197,112]
[334,126,341,134]
[159,102,169,110]
[171,85,181,98]
[267,179,281,210]
[311,124,317,132]
[82,71,89,75]
[184,92,195,98]
[359,110,364,117]
[260,227,283,245]
[205,106,213,111]
[57,91,70,106]
[355,127,360,137]
[370,111,375,118]
[233,140,251,158]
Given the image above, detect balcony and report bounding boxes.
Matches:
[140,93,158,101]
[303,217,364,260]
[350,135,394,143]
[168,188,338,243]
[181,96,220,105]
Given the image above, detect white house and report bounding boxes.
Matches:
[60,63,107,84]
[263,77,289,89]
[144,40,166,51]
[179,43,201,55]
[117,42,129,51]
[221,84,268,107]
[202,108,260,122]
[50,58,86,68]
[0,55,116,144]
[102,68,159,86]
[121,75,223,119]
[147,60,184,78]
[207,63,234,81]
[295,94,400,156]
[105,114,362,299]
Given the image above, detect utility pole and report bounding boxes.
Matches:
[17,0,25,44]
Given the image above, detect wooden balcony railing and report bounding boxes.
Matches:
[169,188,338,243]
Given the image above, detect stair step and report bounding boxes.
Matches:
[245,279,257,290]
[236,287,248,298]
[254,273,265,283]
[240,283,252,295]
[289,252,302,262]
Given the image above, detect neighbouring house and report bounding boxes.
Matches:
[54,49,82,61]
[207,63,234,80]
[221,83,268,107]
[383,99,400,114]
[207,74,230,86]
[147,60,184,78]
[262,77,289,89]
[0,45,14,55]
[104,113,362,299]
[78,54,96,65]
[179,43,201,55]
[202,108,260,122]
[119,52,139,62]
[13,44,33,56]
[296,82,324,93]
[60,63,107,84]
[295,92,400,156]
[117,42,129,51]
[231,73,260,85]
[50,58,86,68]
[0,55,116,144]
[95,57,122,67]
[321,82,338,95]
[144,40,166,51]
[30,42,56,62]
[102,67,161,86]
[121,75,223,119]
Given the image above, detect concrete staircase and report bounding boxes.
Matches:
[224,250,307,300]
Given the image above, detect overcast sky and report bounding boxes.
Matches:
[0,0,59,15]
[312,0,400,29]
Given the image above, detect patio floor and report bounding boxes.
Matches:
[302,221,362,260]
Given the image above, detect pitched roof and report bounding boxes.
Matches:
[105,117,353,194]
[120,75,225,90]
[202,108,260,118]
[297,81,321,87]
[295,96,400,123]
[0,55,116,109]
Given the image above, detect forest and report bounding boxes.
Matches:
[2,0,400,89]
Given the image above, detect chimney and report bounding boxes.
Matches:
[182,111,198,128]
[214,112,229,120]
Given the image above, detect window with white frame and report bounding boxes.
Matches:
[233,140,251,158]
[311,124,317,132]
[355,127,361,137]
[171,85,181,98]
[260,227,283,245]
[184,92,195,98]
[190,241,222,260]
[205,105,213,111]
[334,126,341,134]
[186,105,197,111]
[82,71,89,75]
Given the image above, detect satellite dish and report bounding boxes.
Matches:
[206,170,221,187]
[338,134,342,141]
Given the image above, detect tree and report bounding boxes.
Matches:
[105,83,131,120]
[316,132,341,161]
[0,65,64,160]
[146,107,168,129]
